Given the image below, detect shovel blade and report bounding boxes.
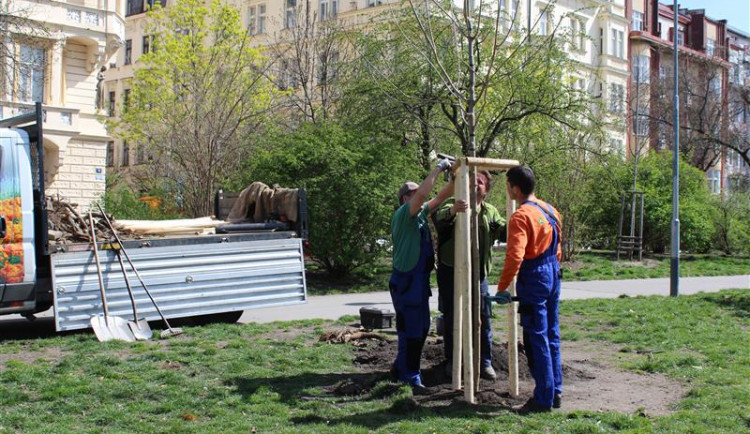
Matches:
[90,316,115,342]
[107,316,137,342]
[129,319,153,340]
[91,315,137,342]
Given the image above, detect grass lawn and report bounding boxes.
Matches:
[561,251,750,281]
[0,290,748,432]
[306,251,749,295]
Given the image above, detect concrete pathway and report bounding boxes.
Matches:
[239,274,749,324]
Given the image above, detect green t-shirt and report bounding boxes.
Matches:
[432,200,506,279]
[391,201,431,272]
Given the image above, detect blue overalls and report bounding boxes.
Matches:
[516,201,563,408]
[389,223,433,386]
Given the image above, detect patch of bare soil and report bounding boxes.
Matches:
[265,325,320,343]
[0,344,66,370]
[561,260,586,272]
[323,332,685,415]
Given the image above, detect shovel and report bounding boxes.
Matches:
[114,247,152,340]
[96,204,183,338]
[88,212,136,342]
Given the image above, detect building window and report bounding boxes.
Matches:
[106,141,115,167]
[124,39,132,65]
[633,55,650,83]
[108,91,116,117]
[247,6,256,34]
[123,89,131,113]
[706,38,715,56]
[499,0,508,27]
[17,45,45,103]
[136,143,146,165]
[539,12,548,36]
[258,4,266,34]
[126,0,143,16]
[285,0,296,29]
[610,29,624,58]
[609,83,624,113]
[569,18,586,51]
[366,0,382,6]
[632,11,644,31]
[142,35,151,55]
[122,141,130,167]
[676,27,685,46]
[609,138,624,157]
[709,77,721,96]
[707,169,720,194]
[279,59,298,89]
[319,0,337,20]
[145,0,163,10]
[634,110,649,136]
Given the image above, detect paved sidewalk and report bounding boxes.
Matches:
[239,275,749,324]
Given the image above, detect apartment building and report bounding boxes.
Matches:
[724,27,750,192]
[0,0,125,209]
[626,1,749,194]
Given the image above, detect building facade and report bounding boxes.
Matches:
[0,0,125,209]
[724,27,750,192]
[626,1,750,194]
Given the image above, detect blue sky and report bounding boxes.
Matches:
[677,0,750,34]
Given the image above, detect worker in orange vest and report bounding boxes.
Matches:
[496,166,563,414]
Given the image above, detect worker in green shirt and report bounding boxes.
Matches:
[389,158,454,392]
[432,170,506,380]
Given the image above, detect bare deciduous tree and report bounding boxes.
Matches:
[266,0,348,125]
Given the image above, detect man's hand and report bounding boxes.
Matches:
[451,199,469,216]
[437,158,452,172]
[493,291,512,304]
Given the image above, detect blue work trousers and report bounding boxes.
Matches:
[437,265,493,368]
[517,255,563,408]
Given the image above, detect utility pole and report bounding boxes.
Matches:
[670,0,680,297]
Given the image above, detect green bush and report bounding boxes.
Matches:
[585,153,716,254]
[235,121,419,278]
[711,192,750,255]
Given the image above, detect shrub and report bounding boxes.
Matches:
[235,121,419,278]
[585,153,716,254]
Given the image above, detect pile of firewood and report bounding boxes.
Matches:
[319,327,390,344]
[47,196,131,244]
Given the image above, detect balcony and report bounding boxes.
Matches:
[0,102,108,139]
[10,0,126,44]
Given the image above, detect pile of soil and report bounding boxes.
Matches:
[327,332,685,414]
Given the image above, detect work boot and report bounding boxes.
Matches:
[553,393,562,409]
[512,398,552,415]
[480,365,497,380]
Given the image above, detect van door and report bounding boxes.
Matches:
[0,130,27,285]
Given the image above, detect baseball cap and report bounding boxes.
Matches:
[397,182,419,200]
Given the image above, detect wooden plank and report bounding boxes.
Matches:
[465,157,519,171]
[454,159,474,403]
[451,161,467,391]
[506,197,519,397]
